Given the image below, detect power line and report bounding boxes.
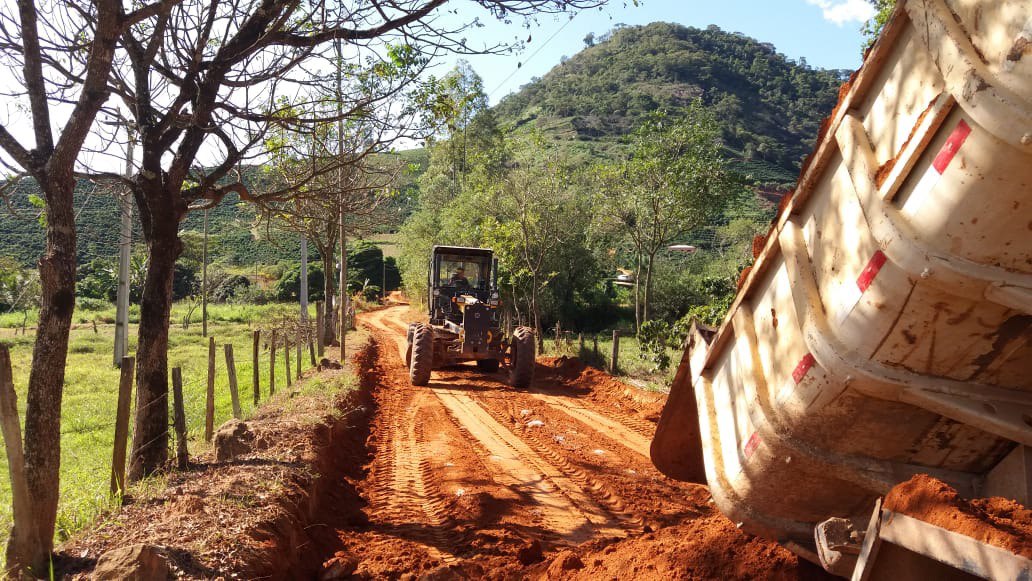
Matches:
[488,13,579,99]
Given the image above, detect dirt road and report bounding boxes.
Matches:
[307,306,823,579]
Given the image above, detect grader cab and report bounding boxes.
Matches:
[405,246,535,388]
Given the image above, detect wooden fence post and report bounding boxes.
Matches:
[171,366,189,469]
[0,345,38,555]
[578,333,584,358]
[308,333,316,367]
[315,301,324,357]
[296,331,302,379]
[252,330,260,405]
[225,344,241,419]
[284,336,292,388]
[269,330,277,395]
[110,356,135,496]
[205,336,216,442]
[610,330,620,374]
[593,334,599,362]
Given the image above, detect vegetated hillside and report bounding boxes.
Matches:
[494,22,850,185]
[0,152,415,268]
[0,177,296,268]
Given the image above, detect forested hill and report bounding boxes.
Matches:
[494,22,850,185]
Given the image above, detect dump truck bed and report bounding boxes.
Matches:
[652,0,1032,574]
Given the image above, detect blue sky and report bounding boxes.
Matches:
[433,0,874,105]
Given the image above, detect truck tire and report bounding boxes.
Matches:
[476,358,500,372]
[509,326,535,389]
[409,324,433,386]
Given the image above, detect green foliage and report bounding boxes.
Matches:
[274,262,325,301]
[0,256,39,312]
[637,319,672,372]
[76,258,118,301]
[861,1,896,52]
[173,263,200,301]
[211,274,251,302]
[360,285,382,302]
[595,103,741,324]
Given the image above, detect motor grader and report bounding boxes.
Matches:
[405,246,535,388]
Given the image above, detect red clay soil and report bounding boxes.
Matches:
[883,474,1032,559]
[319,310,830,580]
[528,517,828,581]
[535,356,665,422]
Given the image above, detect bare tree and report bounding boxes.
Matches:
[0,0,172,572]
[259,118,398,346]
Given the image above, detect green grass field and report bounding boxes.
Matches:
[0,302,331,547]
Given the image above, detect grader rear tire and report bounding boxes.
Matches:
[509,326,535,389]
[409,324,433,386]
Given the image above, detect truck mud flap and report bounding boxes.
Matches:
[650,326,710,483]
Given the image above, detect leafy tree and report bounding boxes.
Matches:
[597,104,739,328]
[487,134,587,345]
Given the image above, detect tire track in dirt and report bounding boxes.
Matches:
[372,306,655,459]
[363,360,461,563]
[361,307,629,545]
[525,390,653,459]
[488,396,647,528]
[432,386,625,542]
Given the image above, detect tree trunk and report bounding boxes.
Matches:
[14,179,77,573]
[633,252,643,332]
[643,251,656,323]
[321,252,337,346]
[530,276,543,351]
[129,186,183,480]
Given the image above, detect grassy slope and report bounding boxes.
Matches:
[0,302,328,546]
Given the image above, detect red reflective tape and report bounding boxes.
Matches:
[932,119,971,174]
[743,432,762,459]
[856,250,887,293]
[792,353,815,384]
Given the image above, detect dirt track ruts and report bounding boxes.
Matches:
[308,305,805,578]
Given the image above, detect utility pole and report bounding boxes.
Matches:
[335,37,348,360]
[201,209,209,337]
[114,129,134,367]
[300,234,309,321]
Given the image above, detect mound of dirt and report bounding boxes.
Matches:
[531,517,828,580]
[883,474,1032,559]
[537,356,666,422]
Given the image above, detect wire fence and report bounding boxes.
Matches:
[0,311,327,549]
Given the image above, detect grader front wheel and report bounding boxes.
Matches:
[509,326,535,389]
[409,324,433,386]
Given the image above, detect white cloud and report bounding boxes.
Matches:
[806,0,876,26]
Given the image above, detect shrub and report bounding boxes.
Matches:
[275,262,324,301]
[637,319,672,372]
[75,297,109,312]
[211,274,251,302]
[361,285,382,302]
